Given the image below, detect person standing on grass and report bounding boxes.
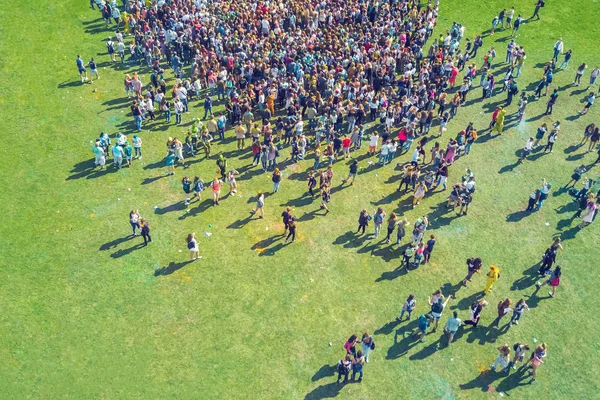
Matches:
[191,177,204,203]
[578,197,598,228]
[524,343,547,382]
[284,217,297,244]
[413,242,425,269]
[534,123,548,147]
[429,295,452,332]
[132,134,142,159]
[518,137,534,163]
[227,169,240,195]
[490,344,511,373]
[186,233,199,260]
[357,210,371,235]
[272,168,282,193]
[351,351,365,381]
[250,191,265,219]
[538,180,552,209]
[464,300,487,328]
[509,299,530,326]
[182,177,193,205]
[361,333,374,363]
[399,294,416,321]
[111,142,124,169]
[129,210,141,236]
[484,265,500,294]
[463,257,482,286]
[210,176,222,206]
[140,219,151,245]
[368,132,379,156]
[511,343,530,369]
[537,265,562,297]
[413,182,428,207]
[396,219,409,246]
[545,89,558,115]
[371,208,386,239]
[445,311,462,345]
[342,160,358,186]
[337,355,352,384]
[93,140,106,169]
[281,207,293,236]
[573,63,587,86]
[491,107,507,135]
[344,335,359,357]
[423,234,436,264]
[559,49,572,69]
[553,39,564,62]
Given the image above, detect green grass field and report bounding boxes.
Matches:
[2,0,600,398]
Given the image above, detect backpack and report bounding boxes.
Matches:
[187,240,194,250]
[431,302,444,314]
[338,361,350,374]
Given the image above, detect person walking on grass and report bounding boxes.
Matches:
[490,344,511,373]
[491,107,507,135]
[357,209,371,235]
[284,217,297,244]
[531,0,544,20]
[414,313,434,343]
[361,333,374,363]
[182,177,192,205]
[429,295,452,332]
[538,180,552,208]
[545,89,558,115]
[579,92,596,115]
[371,207,385,239]
[384,213,398,244]
[140,219,151,245]
[342,160,358,186]
[518,137,534,163]
[413,182,428,207]
[444,311,462,345]
[484,265,500,294]
[536,265,561,297]
[573,63,587,86]
[191,177,204,203]
[463,257,482,286]
[399,294,416,321]
[509,298,530,326]
[524,343,547,382]
[396,219,409,246]
[186,233,199,260]
[226,169,240,195]
[492,298,512,326]
[464,300,487,328]
[251,191,265,219]
[423,234,436,264]
[76,55,88,82]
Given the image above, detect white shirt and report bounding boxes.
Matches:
[369,135,379,146]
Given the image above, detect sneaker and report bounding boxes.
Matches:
[549,292,554,297]
[513,320,518,325]
[536,282,541,288]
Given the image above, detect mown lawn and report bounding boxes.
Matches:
[1,0,599,399]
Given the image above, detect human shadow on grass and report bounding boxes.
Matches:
[375,264,409,282]
[408,327,469,361]
[374,318,403,336]
[154,201,186,215]
[154,260,194,276]
[141,175,167,185]
[440,281,465,298]
[67,159,114,180]
[386,320,423,359]
[563,143,585,154]
[371,189,403,206]
[110,242,146,258]
[333,231,371,249]
[179,199,214,220]
[511,262,542,291]
[280,193,315,208]
[99,235,135,251]
[305,381,350,400]
[506,209,532,223]
[498,160,521,174]
[451,291,485,311]
[58,80,85,89]
[227,214,254,229]
[298,208,329,222]
[311,364,337,382]
[566,153,586,162]
[425,203,462,229]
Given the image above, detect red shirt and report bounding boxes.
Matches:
[398,128,408,141]
[342,138,352,148]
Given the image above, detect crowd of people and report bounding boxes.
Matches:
[82,0,600,391]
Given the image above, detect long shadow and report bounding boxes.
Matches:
[154,260,194,276]
[66,159,113,180]
[179,199,214,220]
[498,161,520,174]
[451,291,485,311]
[251,235,283,250]
[305,382,345,400]
[386,320,420,360]
[506,209,532,222]
[280,193,315,208]
[374,318,403,336]
[523,286,552,309]
[99,235,135,251]
[425,203,461,229]
[558,225,581,241]
[110,242,146,258]
[311,364,337,383]
[511,262,542,291]
[375,264,409,282]
[227,214,254,229]
[440,281,465,298]
[58,80,85,89]
[564,143,584,154]
[298,208,328,221]
[459,370,507,393]
[258,242,286,256]
[154,201,186,215]
[371,189,403,206]
[494,367,536,393]
[141,175,167,185]
[552,185,571,198]
[566,153,585,162]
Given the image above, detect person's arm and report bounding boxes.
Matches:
[443,295,452,307]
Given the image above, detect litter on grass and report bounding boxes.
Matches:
[204,232,212,237]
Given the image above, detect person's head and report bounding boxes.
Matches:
[554,265,562,277]
[348,334,357,343]
[480,300,488,307]
[453,311,458,319]
[186,233,195,242]
[377,207,383,213]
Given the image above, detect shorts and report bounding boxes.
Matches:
[78,68,86,73]
[228,180,235,185]
[369,145,376,152]
[431,312,442,320]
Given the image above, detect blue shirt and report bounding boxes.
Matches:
[418,315,429,331]
[76,59,84,69]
